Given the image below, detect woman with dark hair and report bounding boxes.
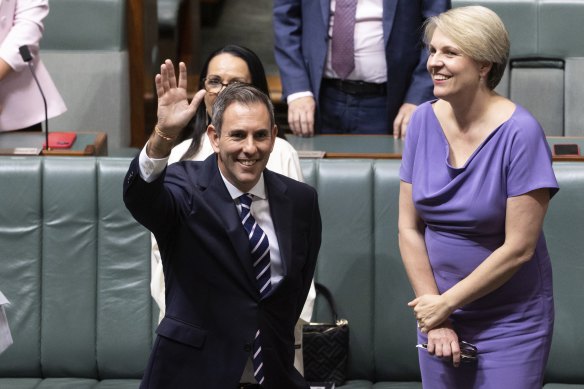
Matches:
[176,44,281,160]
[150,45,312,375]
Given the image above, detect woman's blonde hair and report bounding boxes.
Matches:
[424,6,510,90]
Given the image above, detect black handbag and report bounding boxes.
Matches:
[302,282,349,386]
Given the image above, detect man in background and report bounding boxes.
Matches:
[273,0,450,137]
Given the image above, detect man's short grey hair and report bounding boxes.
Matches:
[211,83,275,135]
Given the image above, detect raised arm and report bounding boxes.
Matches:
[147,60,206,159]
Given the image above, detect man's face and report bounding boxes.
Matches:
[208,101,276,193]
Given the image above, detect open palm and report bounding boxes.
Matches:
[155,60,205,136]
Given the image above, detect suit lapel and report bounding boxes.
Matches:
[198,156,258,289]
[264,171,293,279]
[383,0,398,48]
[321,0,331,28]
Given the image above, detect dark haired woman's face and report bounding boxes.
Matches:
[204,53,252,117]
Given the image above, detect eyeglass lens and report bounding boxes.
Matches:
[204,78,245,93]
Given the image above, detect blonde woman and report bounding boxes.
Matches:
[399,6,558,388]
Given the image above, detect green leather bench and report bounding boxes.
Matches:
[0,157,583,388]
[0,158,152,389]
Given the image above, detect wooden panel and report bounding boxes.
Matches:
[128,0,157,148]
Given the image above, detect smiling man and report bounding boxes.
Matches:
[207,88,276,193]
[123,62,321,389]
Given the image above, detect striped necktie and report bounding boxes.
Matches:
[239,193,272,384]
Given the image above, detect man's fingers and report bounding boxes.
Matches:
[155,74,164,98]
[160,63,170,92]
[289,112,303,136]
[166,59,177,89]
[189,89,207,113]
[178,62,188,90]
[393,115,403,139]
[299,112,314,137]
[288,97,316,137]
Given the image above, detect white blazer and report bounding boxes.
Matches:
[0,0,66,131]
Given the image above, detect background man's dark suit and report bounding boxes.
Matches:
[273,0,450,132]
[124,154,321,389]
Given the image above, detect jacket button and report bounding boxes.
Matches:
[244,343,252,352]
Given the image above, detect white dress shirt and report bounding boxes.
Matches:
[324,0,386,83]
[220,169,284,287]
[288,0,386,103]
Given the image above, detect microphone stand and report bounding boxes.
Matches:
[19,46,49,151]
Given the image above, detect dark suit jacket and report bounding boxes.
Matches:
[273,0,450,128]
[123,154,321,389]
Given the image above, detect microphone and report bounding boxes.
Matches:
[19,45,49,151]
[18,46,33,62]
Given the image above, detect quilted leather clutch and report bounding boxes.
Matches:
[303,283,349,386]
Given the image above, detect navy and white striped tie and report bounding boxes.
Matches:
[239,193,272,385]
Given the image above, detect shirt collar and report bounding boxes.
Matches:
[218,169,267,201]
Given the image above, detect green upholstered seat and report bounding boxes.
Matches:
[0,157,583,387]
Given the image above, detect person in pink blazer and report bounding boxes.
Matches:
[0,0,66,131]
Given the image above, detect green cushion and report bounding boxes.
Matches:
[43,0,126,51]
[452,0,537,57]
[539,1,584,57]
[0,158,43,376]
[0,379,42,389]
[544,163,584,384]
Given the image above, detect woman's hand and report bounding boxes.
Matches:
[425,321,462,367]
[409,294,454,333]
[155,59,205,138]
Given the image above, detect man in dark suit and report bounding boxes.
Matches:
[124,61,321,389]
[273,0,450,137]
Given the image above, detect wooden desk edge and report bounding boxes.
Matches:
[552,155,584,162]
[41,132,108,156]
[316,151,584,161]
[325,152,402,159]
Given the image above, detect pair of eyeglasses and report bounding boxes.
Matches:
[203,78,249,94]
[416,340,478,362]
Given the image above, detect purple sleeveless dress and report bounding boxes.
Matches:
[399,101,559,388]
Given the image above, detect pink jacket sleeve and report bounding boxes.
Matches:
[0,0,49,72]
